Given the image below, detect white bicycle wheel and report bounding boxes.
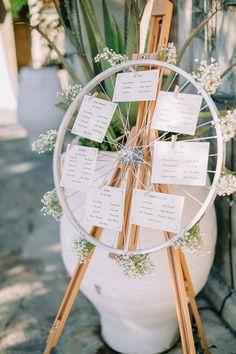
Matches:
[53,60,225,255]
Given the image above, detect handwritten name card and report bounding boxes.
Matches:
[130,189,184,233]
[151,141,209,186]
[112,70,159,102]
[61,145,98,191]
[72,95,117,143]
[84,186,125,231]
[151,91,202,135]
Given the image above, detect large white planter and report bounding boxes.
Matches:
[60,152,217,354]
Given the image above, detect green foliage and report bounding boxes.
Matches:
[9,0,28,18]
[102,0,114,50]
[22,1,235,152]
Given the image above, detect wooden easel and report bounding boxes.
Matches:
[44,1,210,353]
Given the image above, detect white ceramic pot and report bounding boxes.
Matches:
[17,66,64,144]
[60,152,217,354]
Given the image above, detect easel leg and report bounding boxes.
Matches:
[43,262,90,354]
[179,250,210,354]
[43,227,103,354]
[167,246,196,354]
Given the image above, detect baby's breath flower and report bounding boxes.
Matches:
[218,110,236,142]
[216,167,236,196]
[161,42,177,65]
[116,253,155,278]
[32,129,57,154]
[71,232,93,263]
[192,58,221,95]
[94,47,128,66]
[174,224,207,256]
[57,84,82,104]
[41,189,63,221]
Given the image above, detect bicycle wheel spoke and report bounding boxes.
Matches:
[182,136,217,142]
[179,80,190,92]
[207,170,216,174]
[167,72,178,91]
[196,120,213,129]
[175,185,204,206]
[200,104,209,112]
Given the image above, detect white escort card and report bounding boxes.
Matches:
[72,95,117,143]
[112,70,159,102]
[151,91,203,135]
[84,186,125,231]
[151,141,210,186]
[130,189,184,233]
[61,145,98,191]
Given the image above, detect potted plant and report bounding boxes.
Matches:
[27,1,236,353]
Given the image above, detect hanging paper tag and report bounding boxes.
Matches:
[151,91,202,135]
[112,70,159,102]
[61,145,98,191]
[151,141,210,186]
[72,95,117,143]
[84,186,125,231]
[130,189,184,233]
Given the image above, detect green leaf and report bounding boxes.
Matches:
[102,0,115,49]
[79,1,101,75]
[112,16,125,54]
[55,102,69,111]
[52,0,93,79]
[126,1,139,58]
[176,10,218,65]
[138,0,146,21]
[124,0,129,47]
[9,0,28,18]
[79,0,105,52]
[220,62,236,80]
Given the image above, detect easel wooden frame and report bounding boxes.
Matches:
[44,1,210,353]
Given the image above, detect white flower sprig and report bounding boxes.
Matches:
[216,167,236,196]
[218,110,236,142]
[94,47,128,66]
[71,232,93,263]
[192,58,221,95]
[174,224,207,256]
[161,42,177,65]
[116,253,155,278]
[57,84,82,104]
[32,129,57,154]
[41,189,63,221]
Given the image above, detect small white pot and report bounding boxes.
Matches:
[60,152,217,354]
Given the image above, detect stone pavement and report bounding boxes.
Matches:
[0,111,236,354]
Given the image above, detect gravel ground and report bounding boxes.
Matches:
[0,111,235,354]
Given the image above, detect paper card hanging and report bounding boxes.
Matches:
[151,141,210,186]
[84,186,125,231]
[130,189,185,233]
[61,145,98,191]
[151,91,203,135]
[112,70,159,102]
[72,95,117,143]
